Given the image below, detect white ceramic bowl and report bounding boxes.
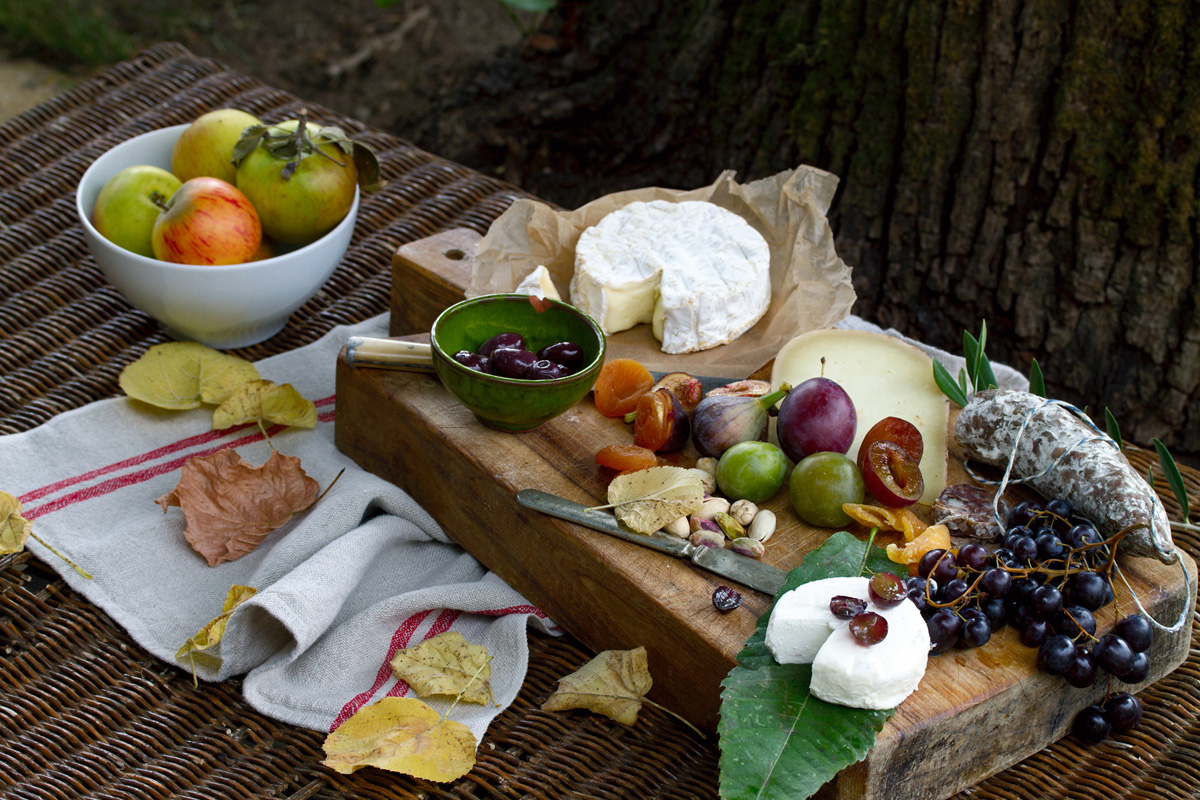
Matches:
[76,124,359,349]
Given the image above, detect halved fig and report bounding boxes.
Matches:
[633,388,691,452]
[651,372,704,414]
[861,439,924,507]
[706,379,771,398]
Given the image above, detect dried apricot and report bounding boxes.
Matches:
[593,358,654,417]
[595,444,659,472]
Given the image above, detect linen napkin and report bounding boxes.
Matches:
[0,314,559,741]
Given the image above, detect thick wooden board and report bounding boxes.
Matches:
[332,230,1198,800]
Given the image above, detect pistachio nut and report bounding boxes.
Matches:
[729,499,758,526]
[686,467,717,495]
[689,529,725,549]
[662,516,690,538]
[747,509,777,543]
[690,516,722,535]
[692,496,731,521]
[729,537,766,559]
[714,511,746,539]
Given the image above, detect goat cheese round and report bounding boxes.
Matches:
[570,200,771,354]
[765,576,930,710]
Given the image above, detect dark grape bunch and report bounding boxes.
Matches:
[904,496,1155,744]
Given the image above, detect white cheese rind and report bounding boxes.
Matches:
[514,265,562,302]
[765,577,870,665]
[810,597,929,710]
[769,329,950,504]
[570,200,771,353]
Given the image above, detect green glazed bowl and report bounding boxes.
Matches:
[430,294,606,431]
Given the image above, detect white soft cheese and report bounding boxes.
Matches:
[810,595,929,710]
[570,200,771,353]
[769,329,950,504]
[765,577,871,665]
[514,265,562,302]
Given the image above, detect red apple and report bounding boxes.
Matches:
[151,177,262,265]
[172,108,262,184]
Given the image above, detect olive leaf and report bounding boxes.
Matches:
[719,531,901,800]
[1105,407,1124,450]
[1029,358,1046,397]
[211,379,316,431]
[932,360,968,407]
[1153,438,1190,524]
[592,466,705,534]
[120,342,261,410]
[322,696,477,781]
[541,646,653,725]
[390,631,494,706]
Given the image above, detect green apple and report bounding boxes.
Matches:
[91,165,182,258]
[171,108,262,184]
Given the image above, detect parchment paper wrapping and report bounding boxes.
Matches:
[469,166,856,378]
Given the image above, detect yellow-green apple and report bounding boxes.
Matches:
[171,108,262,184]
[234,118,357,244]
[151,177,262,265]
[91,165,182,258]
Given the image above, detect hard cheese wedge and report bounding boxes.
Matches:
[770,329,949,504]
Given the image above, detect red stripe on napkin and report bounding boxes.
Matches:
[331,608,435,730]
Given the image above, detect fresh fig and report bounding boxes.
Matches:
[691,384,791,458]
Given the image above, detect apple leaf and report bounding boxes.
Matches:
[718,531,903,800]
[120,342,260,410]
[598,466,705,534]
[322,696,476,781]
[541,646,653,726]
[0,490,32,555]
[176,583,258,663]
[157,449,319,566]
[211,379,316,430]
[390,631,494,706]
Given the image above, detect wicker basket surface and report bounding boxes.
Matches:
[1,43,1198,800]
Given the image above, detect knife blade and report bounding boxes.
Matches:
[516,489,786,595]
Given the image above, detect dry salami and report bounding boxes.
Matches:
[932,484,1009,541]
[952,389,1176,563]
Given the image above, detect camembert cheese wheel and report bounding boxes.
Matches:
[570,200,771,354]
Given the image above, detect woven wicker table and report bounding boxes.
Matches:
[1,43,1197,800]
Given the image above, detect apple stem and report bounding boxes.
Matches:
[150,191,170,211]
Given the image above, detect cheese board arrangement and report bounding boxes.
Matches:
[334,180,1195,800]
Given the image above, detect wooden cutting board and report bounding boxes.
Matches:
[333,228,1196,800]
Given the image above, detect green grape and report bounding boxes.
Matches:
[788,451,865,527]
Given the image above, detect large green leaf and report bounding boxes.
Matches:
[718,532,905,800]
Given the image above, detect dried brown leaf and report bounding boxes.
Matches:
[604,466,705,534]
[390,631,493,706]
[540,646,652,726]
[157,449,319,566]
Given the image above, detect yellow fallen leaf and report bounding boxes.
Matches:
[211,379,317,430]
[602,467,705,534]
[176,584,258,662]
[0,491,31,555]
[843,503,928,541]
[119,342,261,410]
[541,646,652,726]
[390,631,494,706]
[322,696,476,781]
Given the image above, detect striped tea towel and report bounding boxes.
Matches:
[0,313,558,742]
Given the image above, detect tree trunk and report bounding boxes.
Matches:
[426,0,1200,461]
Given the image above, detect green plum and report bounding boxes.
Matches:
[715,441,789,503]
[789,451,865,528]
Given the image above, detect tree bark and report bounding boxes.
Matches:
[427,0,1200,460]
